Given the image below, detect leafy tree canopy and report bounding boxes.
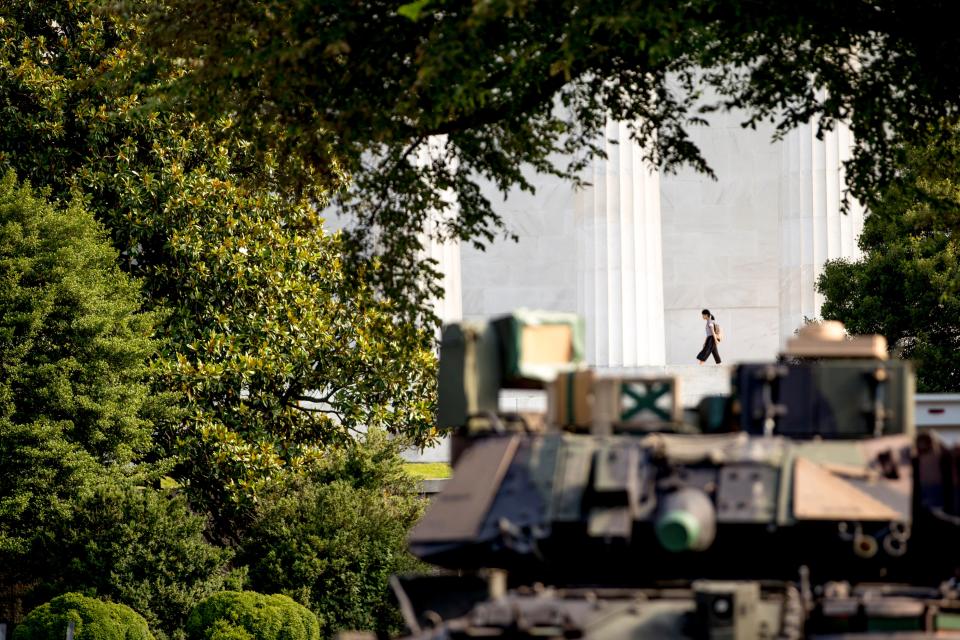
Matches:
[0,0,437,526]
[0,172,156,561]
[133,0,960,292]
[155,170,436,525]
[818,128,960,392]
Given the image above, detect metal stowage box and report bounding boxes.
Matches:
[593,376,682,432]
[436,322,501,429]
[547,370,595,430]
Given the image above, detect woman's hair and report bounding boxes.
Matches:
[701,308,715,320]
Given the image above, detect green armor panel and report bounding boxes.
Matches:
[436,322,501,429]
[813,359,915,438]
[735,360,915,438]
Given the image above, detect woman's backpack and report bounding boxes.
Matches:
[713,321,724,342]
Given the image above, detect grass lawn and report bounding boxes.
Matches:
[404,462,452,479]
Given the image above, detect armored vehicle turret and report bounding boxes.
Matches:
[391,314,960,638]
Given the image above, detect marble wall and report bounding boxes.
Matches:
[778,122,865,345]
[460,166,579,319]
[461,123,667,368]
[660,109,783,364]
[575,121,665,366]
[424,234,463,324]
[458,112,863,368]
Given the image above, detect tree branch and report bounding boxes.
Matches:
[420,71,572,138]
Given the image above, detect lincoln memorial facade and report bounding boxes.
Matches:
[430,107,865,370]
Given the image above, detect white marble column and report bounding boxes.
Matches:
[416,136,463,324]
[424,234,462,324]
[575,121,666,367]
[779,122,865,343]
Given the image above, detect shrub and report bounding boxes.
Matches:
[13,592,155,640]
[29,484,240,638]
[239,435,424,638]
[184,591,319,640]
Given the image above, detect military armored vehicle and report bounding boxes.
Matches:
[393,312,960,638]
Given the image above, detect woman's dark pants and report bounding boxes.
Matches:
[697,336,721,363]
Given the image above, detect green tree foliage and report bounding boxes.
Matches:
[153,175,436,525]
[0,0,438,523]
[818,129,960,391]
[239,430,424,637]
[135,0,960,295]
[184,592,320,640]
[0,172,156,563]
[13,592,155,640]
[29,485,240,638]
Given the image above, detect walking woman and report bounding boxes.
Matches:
[696,309,722,365]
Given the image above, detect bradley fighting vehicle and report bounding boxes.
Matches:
[392,311,960,639]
